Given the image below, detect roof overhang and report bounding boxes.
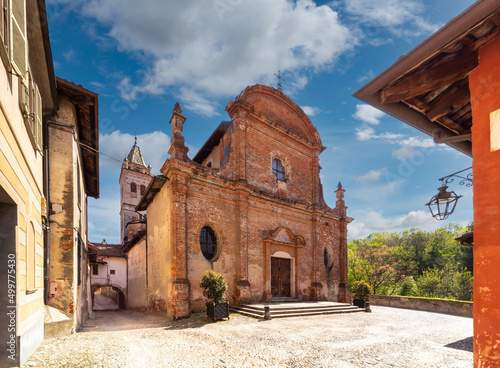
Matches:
[136,175,168,211]
[353,0,500,158]
[122,230,147,253]
[56,77,99,198]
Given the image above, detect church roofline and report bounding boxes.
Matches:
[192,121,232,164]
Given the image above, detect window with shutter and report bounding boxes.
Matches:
[11,0,27,79]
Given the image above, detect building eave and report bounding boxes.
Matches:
[56,77,100,198]
[136,175,168,211]
[353,0,500,158]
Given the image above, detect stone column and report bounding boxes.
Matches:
[335,182,350,303]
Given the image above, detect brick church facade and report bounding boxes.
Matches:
[124,84,353,319]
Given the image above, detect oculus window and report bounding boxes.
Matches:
[200,226,218,260]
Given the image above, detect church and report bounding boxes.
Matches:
[121,84,353,319]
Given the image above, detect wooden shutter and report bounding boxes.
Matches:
[35,83,42,150]
[11,0,26,79]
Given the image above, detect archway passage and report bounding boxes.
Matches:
[92,285,126,311]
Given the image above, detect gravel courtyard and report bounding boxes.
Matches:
[23,306,472,368]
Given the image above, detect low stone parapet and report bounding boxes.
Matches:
[368,295,472,317]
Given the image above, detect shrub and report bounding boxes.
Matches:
[397,276,417,296]
[200,270,228,303]
[351,280,372,300]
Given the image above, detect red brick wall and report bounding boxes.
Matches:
[469,36,500,368]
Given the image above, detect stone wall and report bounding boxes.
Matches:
[369,295,472,317]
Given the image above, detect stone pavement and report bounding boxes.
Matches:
[22,306,472,367]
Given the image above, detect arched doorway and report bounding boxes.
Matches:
[92,285,126,311]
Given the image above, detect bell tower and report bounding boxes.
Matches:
[119,137,152,242]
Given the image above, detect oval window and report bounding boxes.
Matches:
[200,226,218,260]
[324,246,334,273]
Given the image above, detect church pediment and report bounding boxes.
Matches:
[227,84,323,148]
[265,227,305,246]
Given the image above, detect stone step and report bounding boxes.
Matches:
[231,303,354,312]
[271,308,363,318]
[230,304,364,319]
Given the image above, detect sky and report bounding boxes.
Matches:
[46,0,476,243]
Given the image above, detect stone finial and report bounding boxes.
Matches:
[335,182,347,216]
[173,102,182,115]
[336,182,345,200]
[168,102,189,161]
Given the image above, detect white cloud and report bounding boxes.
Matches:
[399,136,435,148]
[88,194,121,243]
[392,136,435,161]
[392,146,418,161]
[99,130,170,173]
[355,126,403,142]
[81,0,353,116]
[348,209,437,240]
[63,49,76,61]
[357,168,388,183]
[353,104,385,125]
[355,126,375,141]
[341,0,438,37]
[301,105,321,117]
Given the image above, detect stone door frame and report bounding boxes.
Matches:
[263,227,305,302]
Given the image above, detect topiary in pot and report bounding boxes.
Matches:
[200,270,229,320]
[351,280,372,309]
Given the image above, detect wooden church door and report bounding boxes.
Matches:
[271,257,291,297]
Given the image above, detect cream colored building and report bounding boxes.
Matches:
[0,0,100,364]
[0,0,57,365]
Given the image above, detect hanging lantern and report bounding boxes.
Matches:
[425,185,462,220]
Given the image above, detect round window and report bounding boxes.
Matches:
[200,226,218,260]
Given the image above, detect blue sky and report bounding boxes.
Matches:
[46,0,475,243]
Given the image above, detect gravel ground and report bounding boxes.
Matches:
[22,306,472,368]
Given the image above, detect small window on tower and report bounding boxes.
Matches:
[110,270,115,275]
[272,158,286,181]
[131,182,137,193]
[140,185,146,196]
[92,264,98,275]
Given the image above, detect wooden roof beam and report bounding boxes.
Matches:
[380,51,478,104]
[426,83,471,122]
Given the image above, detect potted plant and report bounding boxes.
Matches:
[200,269,229,320]
[351,280,372,309]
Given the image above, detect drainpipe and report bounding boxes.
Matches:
[145,233,148,314]
[43,115,51,305]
